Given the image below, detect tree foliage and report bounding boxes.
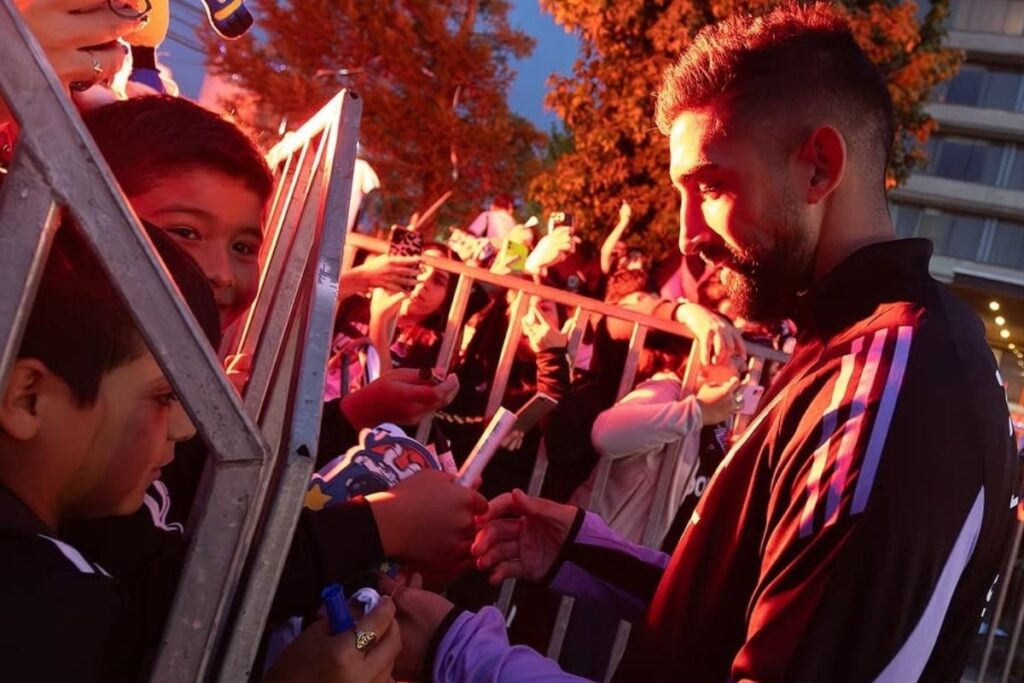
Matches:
[531,0,961,254]
[203,0,544,231]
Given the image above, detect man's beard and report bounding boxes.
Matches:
[710,204,814,325]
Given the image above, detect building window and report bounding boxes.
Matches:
[928,135,1006,185]
[892,204,987,261]
[989,220,1024,269]
[938,64,1024,113]
[950,0,1024,36]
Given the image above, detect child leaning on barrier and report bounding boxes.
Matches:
[0,219,399,683]
[62,95,484,664]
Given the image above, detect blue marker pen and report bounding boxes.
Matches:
[321,583,357,634]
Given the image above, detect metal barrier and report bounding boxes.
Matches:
[969,515,1024,683]
[215,91,362,681]
[343,231,789,680]
[0,5,361,679]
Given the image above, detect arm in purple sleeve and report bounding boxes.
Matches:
[433,607,589,683]
[546,510,669,622]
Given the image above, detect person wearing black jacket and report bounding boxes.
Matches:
[383,6,1021,682]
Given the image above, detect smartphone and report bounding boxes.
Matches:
[512,393,559,433]
[550,211,575,230]
[737,383,765,416]
[388,225,423,257]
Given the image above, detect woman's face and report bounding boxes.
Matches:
[404,247,451,320]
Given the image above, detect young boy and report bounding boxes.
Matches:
[0,219,400,682]
[0,220,219,681]
[64,96,484,645]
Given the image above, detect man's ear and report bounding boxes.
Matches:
[0,359,47,441]
[798,125,846,204]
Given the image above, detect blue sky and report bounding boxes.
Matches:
[160,1,579,131]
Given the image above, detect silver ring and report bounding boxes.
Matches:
[733,392,744,407]
[85,48,104,83]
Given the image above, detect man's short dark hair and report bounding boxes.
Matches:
[17,217,221,405]
[83,95,273,203]
[656,3,894,169]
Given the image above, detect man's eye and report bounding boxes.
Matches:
[699,182,722,197]
[165,226,200,241]
[155,392,179,406]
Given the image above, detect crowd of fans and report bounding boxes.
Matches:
[1,2,1019,683]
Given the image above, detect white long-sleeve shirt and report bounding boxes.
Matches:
[571,372,702,545]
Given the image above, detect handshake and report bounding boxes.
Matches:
[385,489,577,680]
[267,488,577,683]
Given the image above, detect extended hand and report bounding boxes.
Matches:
[339,368,459,429]
[472,489,577,585]
[368,470,487,584]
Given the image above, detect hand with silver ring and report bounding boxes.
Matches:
[13,0,149,89]
[70,47,104,91]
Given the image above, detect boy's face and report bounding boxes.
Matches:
[66,352,195,518]
[129,168,265,331]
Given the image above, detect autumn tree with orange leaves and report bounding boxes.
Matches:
[204,0,543,231]
[531,0,961,253]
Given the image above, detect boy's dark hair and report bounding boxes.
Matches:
[656,3,894,170]
[17,217,221,405]
[83,95,273,203]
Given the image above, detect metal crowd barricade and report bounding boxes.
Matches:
[969,515,1024,683]
[343,232,789,680]
[216,91,362,682]
[0,3,271,681]
[0,5,362,679]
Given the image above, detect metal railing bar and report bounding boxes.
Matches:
[266,152,295,239]
[244,132,331,417]
[218,93,360,679]
[415,272,475,443]
[344,233,787,364]
[0,151,58,387]
[978,520,1024,681]
[484,291,531,420]
[237,134,317,359]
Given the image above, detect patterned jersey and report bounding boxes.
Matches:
[616,239,1019,682]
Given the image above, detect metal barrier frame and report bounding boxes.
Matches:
[217,91,362,681]
[0,4,273,680]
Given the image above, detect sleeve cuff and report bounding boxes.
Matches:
[542,507,586,586]
[307,497,386,583]
[424,605,466,682]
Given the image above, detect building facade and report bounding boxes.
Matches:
[891,0,1024,402]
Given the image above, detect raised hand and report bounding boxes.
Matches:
[15,0,149,89]
[339,367,459,429]
[340,254,421,299]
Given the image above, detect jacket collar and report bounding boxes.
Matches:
[794,238,934,339]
